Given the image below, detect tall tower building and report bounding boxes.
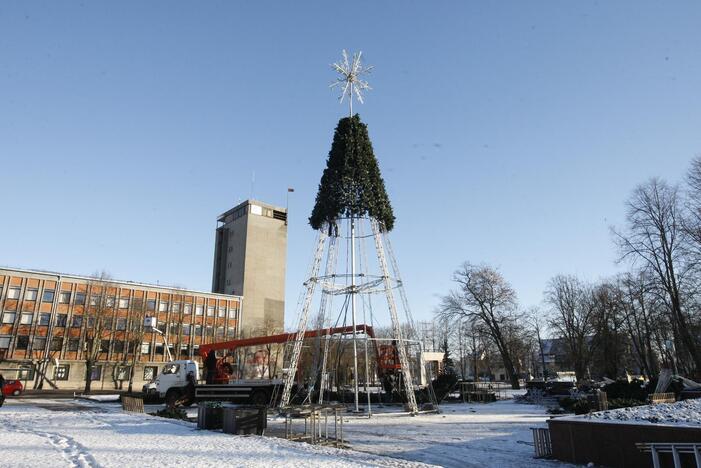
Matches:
[212,200,287,334]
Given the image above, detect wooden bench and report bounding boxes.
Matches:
[121,395,144,413]
[637,443,701,468]
[650,393,676,404]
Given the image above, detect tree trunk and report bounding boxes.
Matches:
[84,360,93,394]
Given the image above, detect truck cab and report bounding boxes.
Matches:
[142,360,199,403]
[156,360,199,395]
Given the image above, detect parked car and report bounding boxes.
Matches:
[2,379,23,396]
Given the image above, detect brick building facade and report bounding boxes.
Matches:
[0,267,242,390]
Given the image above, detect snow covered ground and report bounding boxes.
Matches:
[0,399,427,467]
[268,400,570,468]
[0,397,575,467]
[586,398,701,427]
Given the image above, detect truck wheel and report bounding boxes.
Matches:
[12,390,20,396]
[250,390,269,406]
[165,389,181,408]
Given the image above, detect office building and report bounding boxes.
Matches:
[0,267,242,390]
[212,199,287,334]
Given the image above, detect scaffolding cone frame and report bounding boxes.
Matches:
[279,217,420,415]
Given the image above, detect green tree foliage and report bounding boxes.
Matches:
[440,338,457,376]
[309,114,395,231]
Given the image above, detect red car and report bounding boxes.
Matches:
[2,379,23,397]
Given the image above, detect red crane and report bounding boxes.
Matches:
[199,324,400,383]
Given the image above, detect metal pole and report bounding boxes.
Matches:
[350,216,360,412]
[365,336,371,416]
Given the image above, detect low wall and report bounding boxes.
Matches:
[548,417,701,468]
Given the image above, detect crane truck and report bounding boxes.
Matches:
[142,324,394,407]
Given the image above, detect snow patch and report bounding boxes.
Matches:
[585,399,701,427]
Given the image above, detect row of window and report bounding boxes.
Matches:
[50,364,159,382]
[1,309,237,329]
[2,286,238,318]
[0,324,236,352]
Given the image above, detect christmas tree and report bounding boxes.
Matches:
[309,114,395,232]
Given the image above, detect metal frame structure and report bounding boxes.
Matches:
[280,217,421,414]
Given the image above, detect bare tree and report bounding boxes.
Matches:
[545,275,597,382]
[590,281,628,379]
[82,272,118,394]
[438,263,522,389]
[618,272,662,378]
[612,178,701,373]
[125,295,148,393]
[528,307,549,380]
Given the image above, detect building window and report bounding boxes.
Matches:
[87,316,95,328]
[116,318,127,331]
[99,340,110,353]
[215,326,224,338]
[218,307,226,318]
[182,324,191,336]
[55,314,68,327]
[103,318,113,330]
[228,309,237,319]
[206,325,213,336]
[7,287,21,299]
[0,336,10,348]
[113,340,124,353]
[227,327,235,338]
[75,292,86,305]
[71,315,83,328]
[194,324,202,336]
[20,313,33,325]
[105,296,115,307]
[195,305,204,316]
[67,338,80,352]
[115,366,130,381]
[2,312,16,324]
[42,290,55,302]
[172,303,180,313]
[89,295,99,306]
[118,298,129,309]
[183,304,192,315]
[141,342,150,354]
[17,365,34,380]
[147,300,156,311]
[158,301,168,312]
[206,306,215,317]
[59,292,71,304]
[169,323,179,335]
[25,289,38,301]
[33,337,46,351]
[54,364,70,380]
[90,365,102,381]
[143,366,158,381]
[50,337,63,351]
[38,313,51,326]
[16,335,29,350]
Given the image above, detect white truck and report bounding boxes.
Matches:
[142,360,282,407]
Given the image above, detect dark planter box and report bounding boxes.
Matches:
[222,407,267,435]
[197,406,224,430]
[548,416,701,468]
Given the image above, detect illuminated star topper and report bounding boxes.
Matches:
[330,49,373,116]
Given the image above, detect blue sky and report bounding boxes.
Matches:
[1,2,700,326]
